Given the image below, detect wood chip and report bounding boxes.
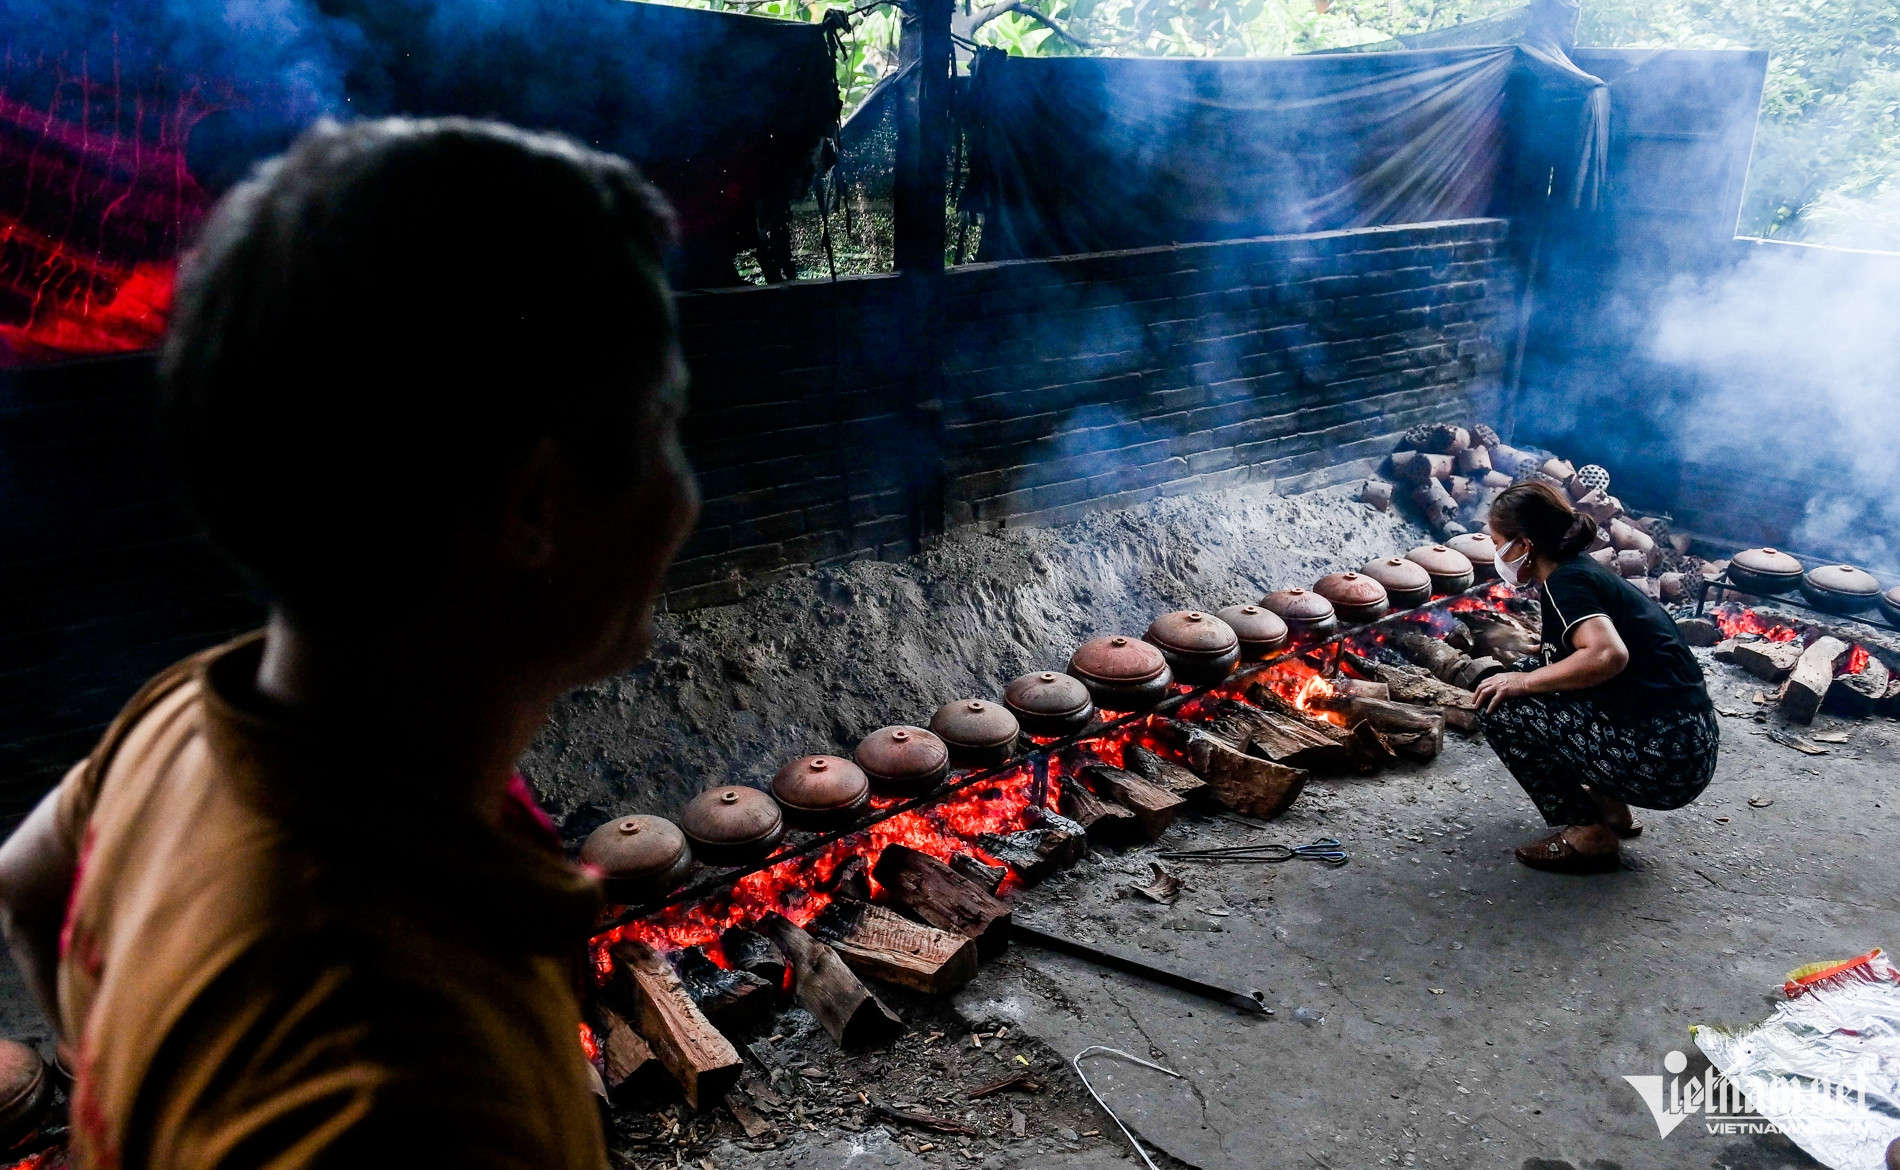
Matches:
[1811,729,1851,743]
[725,1092,773,1139]
[968,1072,1042,1098]
[1766,728,1830,755]
[872,1101,979,1135]
[1128,862,1183,904]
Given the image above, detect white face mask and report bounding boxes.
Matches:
[1494,537,1531,587]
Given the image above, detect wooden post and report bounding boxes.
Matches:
[810,898,979,994]
[872,844,1012,958]
[893,0,953,275]
[610,940,743,1110]
[761,913,905,1048]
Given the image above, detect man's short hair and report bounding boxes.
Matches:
[161,117,678,623]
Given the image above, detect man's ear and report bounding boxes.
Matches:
[496,437,566,571]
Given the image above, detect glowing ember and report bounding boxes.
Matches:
[1846,644,1871,675]
[578,1021,601,1062]
[1710,603,1802,643]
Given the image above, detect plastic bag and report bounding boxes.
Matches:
[1692,948,1900,1170]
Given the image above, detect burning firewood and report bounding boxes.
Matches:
[871,845,1013,959]
[759,913,904,1049]
[1209,696,1352,773]
[1779,637,1852,724]
[1309,695,1444,761]
[720,926,789,989]
[1341,652,1479,713]
[1387,629,1499,690]
[950,853,1008,894]
[1826,655,1889,719]
[1716,638,1804,682]
[823,855,872,902]
[670,945,777,1030]
[1078,764,1184,840]
[1060,776,1140,845]
[1152,719,1307,820]
[1123,742,1209,801]
[977,807,1087,883]
[809,898,979,995]
[610,939,745,1109]
[1331,678,1389,701]
[595,1003,658,1094]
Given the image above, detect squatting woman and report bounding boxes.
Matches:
[1473,482,1719,873]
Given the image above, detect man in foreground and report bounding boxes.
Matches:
[0,117,698,1167]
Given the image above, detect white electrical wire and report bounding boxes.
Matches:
[1072,1045,1185,1170]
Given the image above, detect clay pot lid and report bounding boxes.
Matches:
[1733,547,1803,576]
[1214,604,1288,645]
[1806,564,1881,596]
[0,1041,42,1118]
[929,699,1020,750]
[1259,587,1336,622]
[1446,532,1497,566]
[680,787,784,848]
[1358,556,1431,593]
[1145,610,1239,655]
[1314,571,1389,608]
[854,725,950,780]
[1004,671,1093,717]
[1068,635,1169,684]
[771,755,870,813]
[1406,544,1475,577]
[580,814,689,880]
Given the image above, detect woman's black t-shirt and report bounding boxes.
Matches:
[1538,557,1712,713]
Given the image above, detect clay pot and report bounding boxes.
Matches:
[581,814,694,903]
[770,755,871,828]
[929,699,1021,768]
[1314,571,1389,624]
[1068,635,1174,712]
[0,1041,50,1150]
[1259,587,1337,639]
[1881,585,1900,628]
[1215,603,1289,660]
[1728,547,1804,596]
[1358,556,1433,610]
[1003,671,1096,738]
[854,725,951,795]
[1801,564,1881,614]
[1144,610,1241,685]
[1405,544,1476,594]
[1446,532,1498,580]
[681,787,785,866]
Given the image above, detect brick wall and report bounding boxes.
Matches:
[1,217,1519,806]
[666,217,1517,607]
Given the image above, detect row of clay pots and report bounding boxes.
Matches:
[583,536,1504,896]
[1260,537,1497,637]
[1728,547,1900,620]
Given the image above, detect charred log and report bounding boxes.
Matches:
[610,939,744,1109]
[760,912,904,1049]
[809,898,979,995]
[872,845,1012,958]
[720,926,789,989]
[670,945,776,1030]
[1078,764,1184,840]
[1123,743,1209,801]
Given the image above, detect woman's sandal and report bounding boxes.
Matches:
[1514,829,1621,874]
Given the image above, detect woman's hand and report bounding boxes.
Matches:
[1474,670,1534,711]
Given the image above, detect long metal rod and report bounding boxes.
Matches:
[1012,922,1271,1015]
[595,583,1498,935]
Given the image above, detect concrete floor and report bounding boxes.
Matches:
[941,645,1896,1170]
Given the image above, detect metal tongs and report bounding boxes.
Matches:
[1157,836,1349,867]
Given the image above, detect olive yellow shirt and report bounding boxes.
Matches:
[53,634,607,1170]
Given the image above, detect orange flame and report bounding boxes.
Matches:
[1710,603,1801,643]
[1846,644,1871,675]
[578,1021,601,1062]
